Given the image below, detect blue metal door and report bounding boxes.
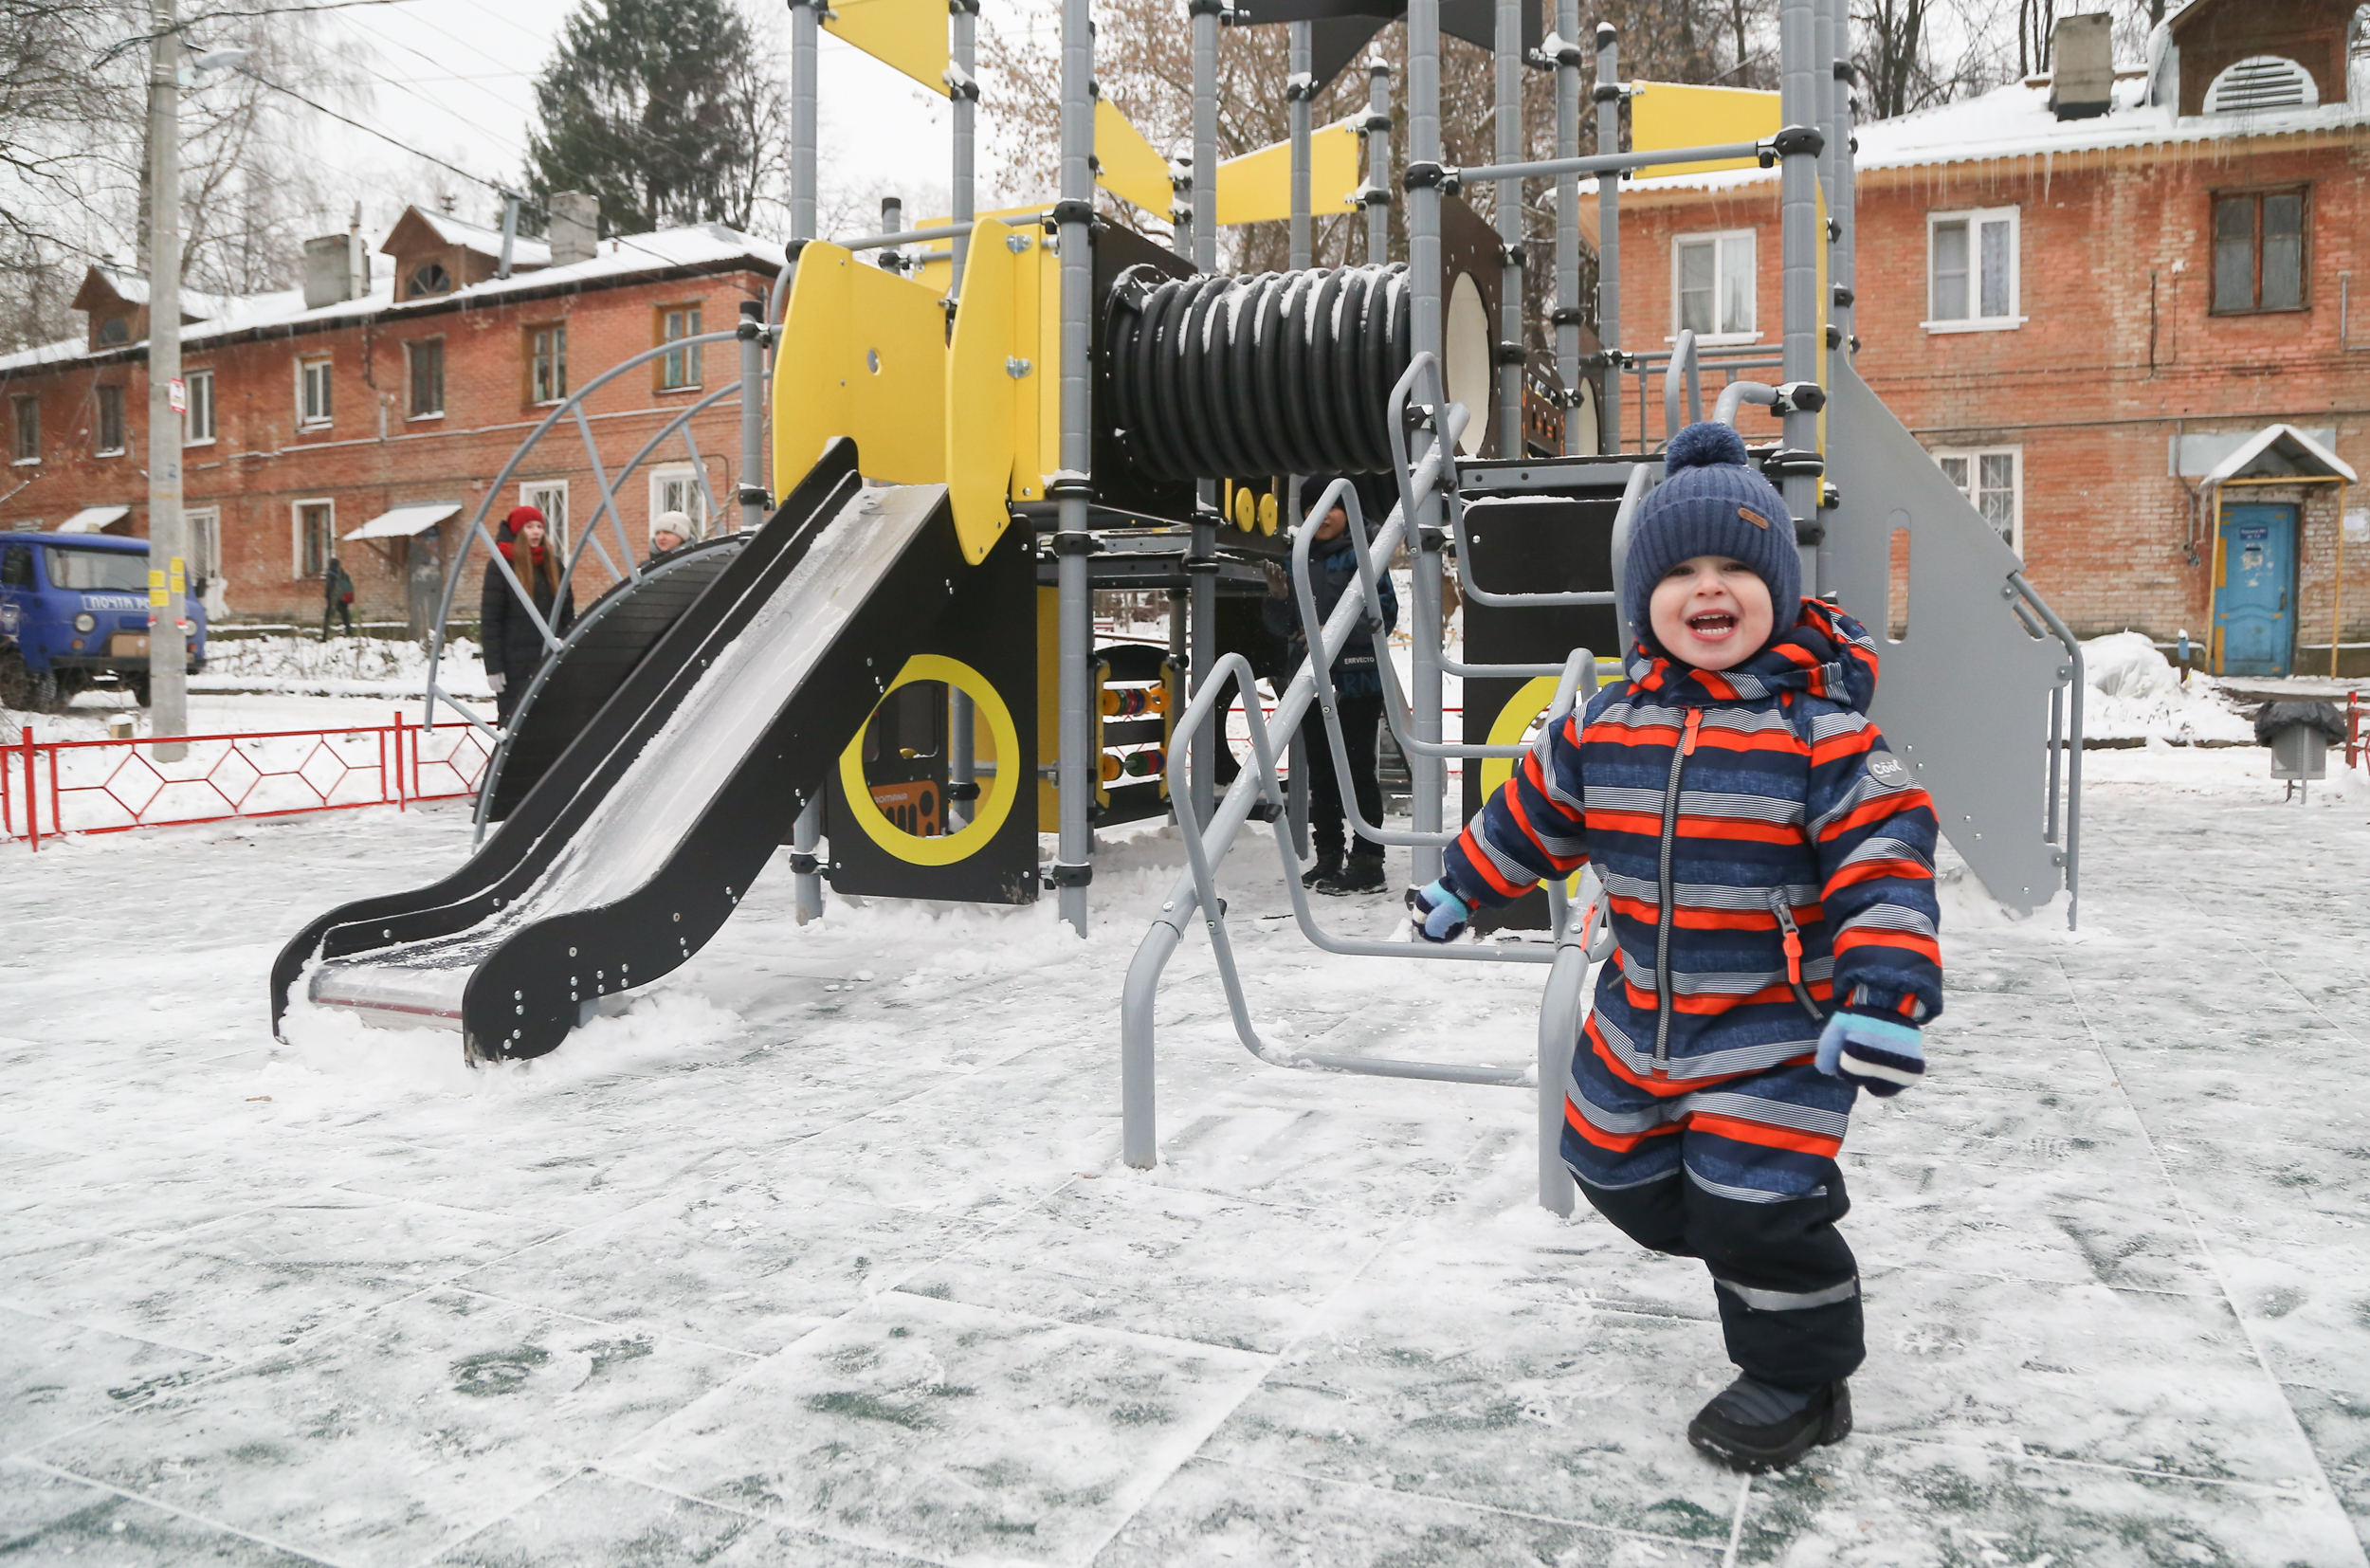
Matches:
[2215,503,2296,677]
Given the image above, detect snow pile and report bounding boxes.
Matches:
[2080,631,2252,744]
[195,632,491,698]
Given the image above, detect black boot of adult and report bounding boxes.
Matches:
[1301,848,1341,889]
[1314,850,1386,895]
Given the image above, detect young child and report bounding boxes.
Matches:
[1410,421,1942,1472]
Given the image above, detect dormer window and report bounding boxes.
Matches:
[2204,55,2319,114]
[407,263,453,300]
[97,316,130,345]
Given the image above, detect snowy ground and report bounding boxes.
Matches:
[4,741,2370,1565]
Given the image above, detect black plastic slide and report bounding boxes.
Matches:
[270,440,972,1060]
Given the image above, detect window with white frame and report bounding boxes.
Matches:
[648,465,708,534]
[1672,230,1757,341]
[521,482,569,554]
[294,499,334,578]
[1932,446,2021,552]
[186,506,221,601]
[1927,207,2021,331]
[657,304,703,390]
[298,356,333,427]
[184,369,214,445]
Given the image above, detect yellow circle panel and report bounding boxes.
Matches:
[837,654,1023,866]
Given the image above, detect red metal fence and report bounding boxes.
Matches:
[3,714,492,850]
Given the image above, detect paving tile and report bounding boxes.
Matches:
[892,1176,1395,1355]
[32,1288,750,1568]
[1733,1435,2362,1568]
[0,1304,228,1461]
[1092,1457,1726,1568]
[0,1463,333,1565]
[457,1183,990,1356]
[608,1289,1270,1566]
[431,1467,932,1566]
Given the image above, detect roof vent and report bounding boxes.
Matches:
[2204,55,2318,115]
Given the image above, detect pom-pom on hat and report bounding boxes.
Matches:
[1622,421,1800,660]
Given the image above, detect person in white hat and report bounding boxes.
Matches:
[649,511,694,559]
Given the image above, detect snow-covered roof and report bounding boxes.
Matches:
[2204,425,2359,486]
[384,208,554,269]
[0,224,777,376]
[1600,72,2370,196]
[74,264,244,322]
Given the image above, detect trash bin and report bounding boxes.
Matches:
[2255,700,2345,798]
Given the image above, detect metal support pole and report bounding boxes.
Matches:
[1053,0,1096,933]
[788,0,825,921]
[737,301,765,537]
[1186,0,1221,832]
[1594,25,1621,454]
[1366,64,1391,264]
[145,0,190,758]
[1494,0,1522,459]
[1289,23,1313,269]
[1406,0,1446,884]
[1554,0,1581,453]
[1778,0,1821,561]
[949,0,979,830]
[1825,0,1856,599]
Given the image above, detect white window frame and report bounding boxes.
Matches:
[520,482,570,555]
[186,505,225,614]
[297,356,333,428]
[657,304,703,391]
[292,497,335,579]
[526,322,567,406]
[1924,206,2025,333]
[184,368,214,446]
[647,465,709,535]
[407,337,446,421]
[1931,445,2023,555]
[11,393,37,465]
[1669,228,1759,345]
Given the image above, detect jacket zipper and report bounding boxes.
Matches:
[1769,890,1828,1023]
[1652,707,1703,1071]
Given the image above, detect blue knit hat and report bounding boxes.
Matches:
[1624,422,1800,660]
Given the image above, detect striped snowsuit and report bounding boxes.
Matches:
[1446,600,1942,1386]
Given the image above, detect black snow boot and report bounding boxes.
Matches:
[1314,852,1387,896]
[1686,1377,1851,1473]
[1302,848,1342,889]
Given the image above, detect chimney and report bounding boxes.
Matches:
[303,234,358,308]
[548,191,600,267]
[2049,12,2114,120]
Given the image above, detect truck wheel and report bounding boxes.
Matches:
[129,675,153,707]
[0,652,30,711]
[28,668,61,714]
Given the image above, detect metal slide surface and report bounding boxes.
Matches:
[270,440,970,1058]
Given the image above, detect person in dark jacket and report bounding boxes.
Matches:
[320,556,356,640]
[1412,424,1943,1473]
[1263,474,1398,895]
[480,505,574,726]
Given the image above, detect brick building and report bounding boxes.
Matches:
[0,205,781,631]
[1603,0,2370,674]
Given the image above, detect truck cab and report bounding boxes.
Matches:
[0,532,207,712]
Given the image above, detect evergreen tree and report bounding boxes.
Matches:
[526,0,759,235]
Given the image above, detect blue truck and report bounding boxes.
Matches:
[0,532,207,712]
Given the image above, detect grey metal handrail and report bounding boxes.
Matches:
[1662,327,1704,442]
[1714,379,1778,426]
[2010,571,2084,929]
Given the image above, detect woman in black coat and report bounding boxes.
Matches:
[480,504,574,726]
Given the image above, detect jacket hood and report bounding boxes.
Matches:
[1625,597,1881,713]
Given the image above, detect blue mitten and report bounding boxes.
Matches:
[1407,879,1471,943]
[1815,1012,1925,1097]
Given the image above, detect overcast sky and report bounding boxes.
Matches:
[296,0,998,246]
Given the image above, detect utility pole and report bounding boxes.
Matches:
[145,0,190,759]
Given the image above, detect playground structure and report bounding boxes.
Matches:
[273,0,2087,1205]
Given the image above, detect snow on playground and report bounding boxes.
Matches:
[3,734,2368,1566]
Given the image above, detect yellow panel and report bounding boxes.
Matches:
[1630,82,1780,177]
[1095,99,1175,216]
[945,217,1017,563]
[1214,119,1363,227]
[774,244,948,487]
[823,0,949,98]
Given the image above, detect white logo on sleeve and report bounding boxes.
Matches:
[1867,753,1910,787]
